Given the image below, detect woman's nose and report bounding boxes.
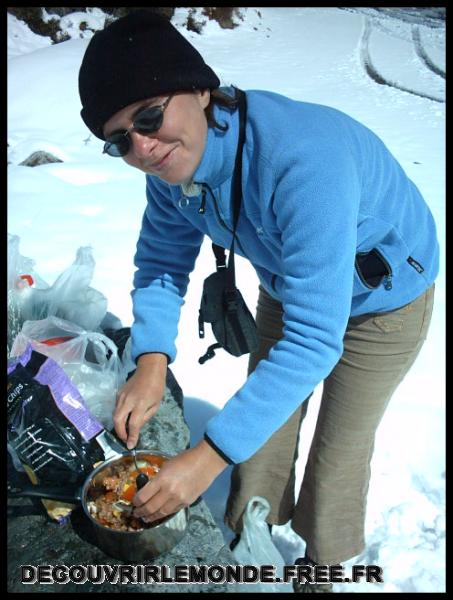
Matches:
[129,130,158,158]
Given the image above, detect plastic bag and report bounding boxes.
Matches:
[11,316,124,432]
[7,234,108,341]
[231,496,293,593]
[120,335,138,380]
[7,234,50,291]
[7,234,49,354]
[43,245,108,331]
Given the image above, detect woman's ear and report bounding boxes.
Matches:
[197,88,211,109]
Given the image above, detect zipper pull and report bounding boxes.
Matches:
[198,310,205,338]
[384,274,393,290]
[198,187,206,214]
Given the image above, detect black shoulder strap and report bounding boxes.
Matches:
[212,88,247,289]
[231,88,247,235]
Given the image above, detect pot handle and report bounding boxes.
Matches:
[7,483,82,504]
[95,430,125,461]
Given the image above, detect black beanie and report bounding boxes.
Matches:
[78,10,221,140]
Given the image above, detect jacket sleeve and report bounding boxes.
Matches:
[130,176,204,364]
[205,140,361,463]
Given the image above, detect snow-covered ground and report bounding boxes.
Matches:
[8,7,445,593]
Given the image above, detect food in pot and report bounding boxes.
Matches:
[86,454,167,531]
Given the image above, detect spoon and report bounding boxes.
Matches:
[125,417,149,490]
[112,450,149,515]
[132,447,149,490]
[112,500,134,514]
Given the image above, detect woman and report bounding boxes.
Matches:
[79,10,438,591]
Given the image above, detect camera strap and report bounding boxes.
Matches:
[211,88,247,283]
[197,89,251,364]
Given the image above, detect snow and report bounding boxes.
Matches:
[7,7,445,593]
[7,13,51,59]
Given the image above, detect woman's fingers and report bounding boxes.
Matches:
[113,392,130,443]
[113,366,166,447]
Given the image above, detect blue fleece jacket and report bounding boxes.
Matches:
[130,88,439,464]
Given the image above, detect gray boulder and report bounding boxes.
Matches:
[19,151,63,167]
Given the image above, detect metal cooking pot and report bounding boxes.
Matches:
[8,443,190,562]
[82,450,189,562]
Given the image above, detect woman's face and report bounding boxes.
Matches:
[103,89,210,185]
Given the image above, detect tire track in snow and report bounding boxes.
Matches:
[360,18,444,104]
[411,25,445,79]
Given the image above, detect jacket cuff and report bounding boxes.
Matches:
[203,433,235,465]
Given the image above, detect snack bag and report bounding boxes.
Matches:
[7,345,109,522]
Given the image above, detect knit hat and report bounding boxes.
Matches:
[78,10,220,140]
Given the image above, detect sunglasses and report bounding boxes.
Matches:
[103,94,174,157]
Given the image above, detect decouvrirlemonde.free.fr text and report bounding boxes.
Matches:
[21,563,384,585]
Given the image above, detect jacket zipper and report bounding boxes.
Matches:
[376,250,393,290]
[198,187,207,214]
[194,181,246,256]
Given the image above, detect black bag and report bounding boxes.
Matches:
[198,268,259,363]
[198,89,258,364]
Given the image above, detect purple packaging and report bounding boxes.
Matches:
[7,344,106,488]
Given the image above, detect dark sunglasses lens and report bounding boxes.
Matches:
[103,134,130,157]
[133,107,163,133]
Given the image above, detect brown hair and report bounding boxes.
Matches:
[205,86,240,131]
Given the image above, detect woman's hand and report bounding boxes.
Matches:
[132,440,228,522]
[113,353,167,449]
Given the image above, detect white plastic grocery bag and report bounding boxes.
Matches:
[11,316,124,431]
[231,496,293,593]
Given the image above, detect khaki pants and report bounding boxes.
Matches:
[224,283,435,564]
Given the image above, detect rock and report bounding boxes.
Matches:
[202,7,243,29]
[8,7,243,42]
[7,371,237,592]
[138,374,190,455]
[19,151,63,167]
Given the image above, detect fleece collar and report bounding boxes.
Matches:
[189,101,240,191]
